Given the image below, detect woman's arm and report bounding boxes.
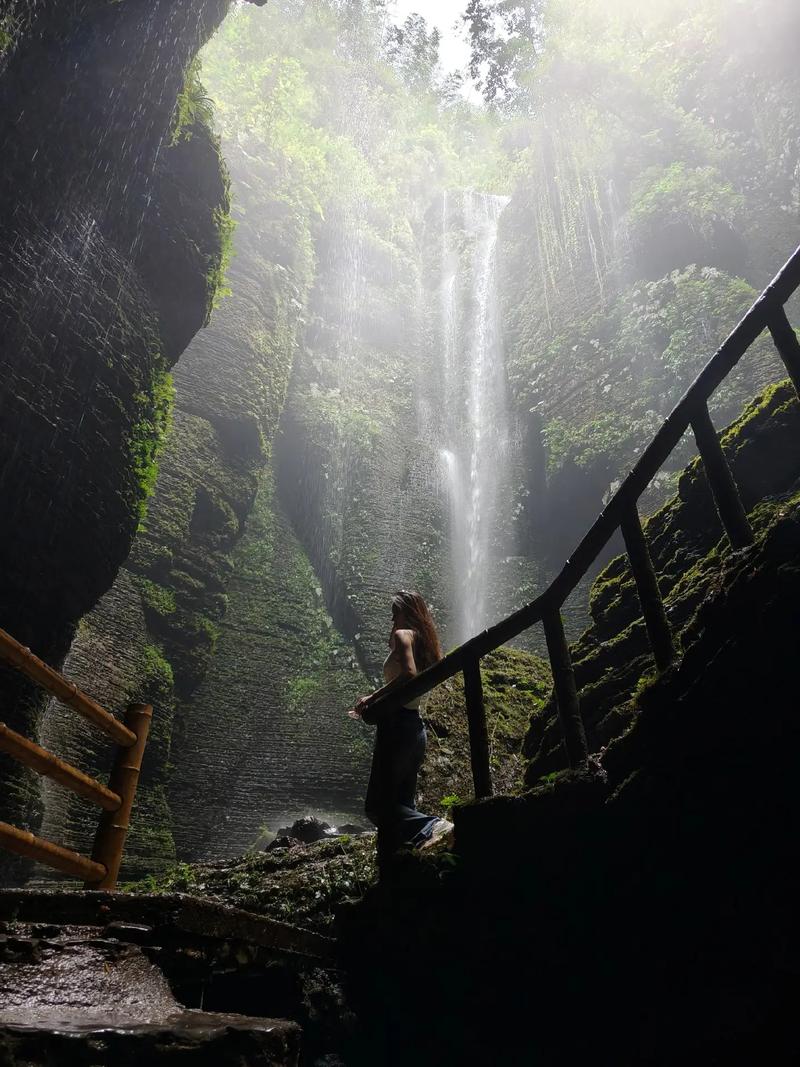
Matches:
[351,630,417,724]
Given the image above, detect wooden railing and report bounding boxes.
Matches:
[365,244,800,796]
[0,627,151,888]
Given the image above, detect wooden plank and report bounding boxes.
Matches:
[0,821,106,882]
[0,627,135,747]
[620,504,676,672]
[0,721,121,811]
[542,609,588,768]
[768,307,800,399]
[691,402,754,549]
[463,658,492,799]
[86,704,153,890]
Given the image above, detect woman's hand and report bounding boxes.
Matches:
[348,695,370,719]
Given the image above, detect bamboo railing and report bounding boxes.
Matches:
[364,244,800,797]
[0,627,151,888]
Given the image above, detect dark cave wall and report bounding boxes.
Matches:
[0,0,234,876]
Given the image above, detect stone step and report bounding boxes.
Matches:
[0,926,301,1066]
[0,888,336,962]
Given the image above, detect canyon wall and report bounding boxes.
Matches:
[0,0,238,883]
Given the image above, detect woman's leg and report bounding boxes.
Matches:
[365,713,439,875]
[364,724,400,875]
[383,717,439,856]
[393,723,438,844]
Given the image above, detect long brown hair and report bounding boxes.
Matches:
[392,590,443,672]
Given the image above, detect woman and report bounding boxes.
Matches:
[349,589,450,875]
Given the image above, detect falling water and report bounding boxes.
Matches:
[440,190,511,643]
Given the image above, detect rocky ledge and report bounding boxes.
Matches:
[0,889,352,1066]
[0,927,300,1067]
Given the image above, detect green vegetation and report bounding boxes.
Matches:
[79,0,800,874]
[137,577,177,619]
[628,163,744,244]
[0,8,22,55]
[208,204,236,310]
[421,647,552,809]
[129,370,175,527]
[524,378,800,783]
[497,0,800,528]
[135,836,378,933]
[171,56,216,144]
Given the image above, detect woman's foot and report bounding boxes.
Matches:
[419,817,454,851]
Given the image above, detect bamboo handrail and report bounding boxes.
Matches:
[0,627,135,747]
[0,626,152,886]
[0,721,122,811]
[0,821,106,882]
[366,243,800,725]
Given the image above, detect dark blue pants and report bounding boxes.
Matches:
[365,708,437,873]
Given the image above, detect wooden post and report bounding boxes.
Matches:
[620,504,676,672]
[85,703,152,890]
[691,402,754,549]
[463,656,492,799]
[542,608,588,769]
[0,821,106,883]
[768,308,800,401]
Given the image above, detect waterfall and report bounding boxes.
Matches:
[440,190,511,644]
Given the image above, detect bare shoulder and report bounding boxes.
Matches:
[393,628,416,648]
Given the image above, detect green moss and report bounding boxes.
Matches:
[209,204,236,309]
[131,370,175,529]
[0,10,21,54]
[422,647,552,807]
[141,642,175,698]
[137,577,177,619]
[526,379,800,783]
[194,613,220,650]
[134,835,379,933]
[631,669,658,709]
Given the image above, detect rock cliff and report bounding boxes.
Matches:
[0,0,236,881]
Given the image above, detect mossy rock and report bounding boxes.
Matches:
[421,647,552,813]
[524,379,800,783]
[133,835,378,934]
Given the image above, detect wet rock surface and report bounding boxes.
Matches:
[0,890,335,962]
[0,890,356,1065]
[0,927,301,1065]
[273,817,367,845]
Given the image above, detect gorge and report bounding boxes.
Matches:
[1,0,799,1062]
